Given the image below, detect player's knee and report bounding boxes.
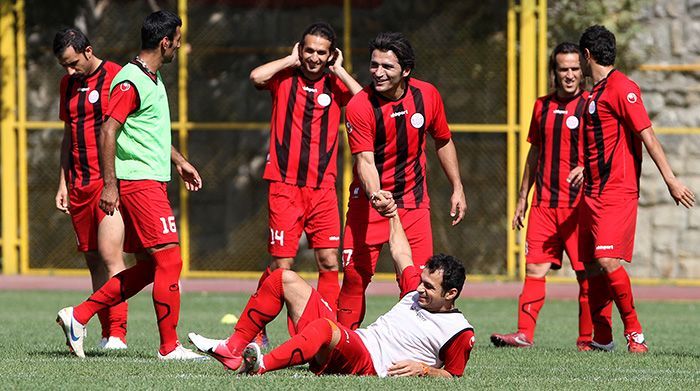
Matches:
[271,258,294,270]
[316,253,339,271]
[525,263,550,278]
[280,268,303,285]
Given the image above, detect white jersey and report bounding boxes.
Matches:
[355,291,473,377]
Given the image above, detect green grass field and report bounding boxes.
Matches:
[1,289,698,390]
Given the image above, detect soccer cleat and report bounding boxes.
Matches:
[241,342,264,375]
[490,332,533,348]
[56,307,86,358]
[99,336,128,350]
[589,339,615,352]
[254,328,270,349]
[188,332,241,370]
[625,332,648,353]
[577,340,593,351]
[157,343,208,360]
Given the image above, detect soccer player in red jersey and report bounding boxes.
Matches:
[491,42,597,351]
[248,22,361,327]
[337,32,467,329]
[189,207,474,378]
[578,25,695,353]
[53,28,129,350]
[56,11,205,360]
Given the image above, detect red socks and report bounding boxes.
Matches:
[587,272,614,344]
[226,268,285,355]
[576,276,593,343]
[317,270,340,313]
[256,267,271,290]
[73,258,154,325]
[607,266,642,334]
[516,276,546,341]
[150,246,183,355]
[97,303,128,341]
[337,264,372,330]
[261,318,334,373]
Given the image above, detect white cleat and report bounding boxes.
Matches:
[241,342,264,375]
[187,332,226,352]
[99,336,128,350]
[157,343,209,360]
[56,307,86,358]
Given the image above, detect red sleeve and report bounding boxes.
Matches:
[106,81,140,124]
[398,265,421,296]
[428,87,451,141]
[346,92,376,154]
[333,75,353,107]
[440,328,475,377]
[527,98,542,146]
[58,76,68,122]
[615,79,652,133]
[265,68,292,95]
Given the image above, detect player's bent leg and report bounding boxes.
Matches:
[315,247,340,313]
[254,257,295,349]
[575,270,593,351]
[337,245,379,330]
[97,211,128,348]
[83,251,112,343]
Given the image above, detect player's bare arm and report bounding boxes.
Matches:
[249,42,301,89]
[387,360,453,378]
[638,127,695,208]
[55,123,71,214]
[327,48,362,95]
[171,146,202,192]
[513,145,539,230]
[354,151,397,217]
[98,116,121,215]
[435,138,467,225]
[388,215,413,273]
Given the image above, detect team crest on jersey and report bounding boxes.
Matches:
[88,90,100,104]
[566,115,579,129]
[119,82,131,92]
[588,100,596,114]
[317,93,331,107]
[626,92,638,104]
[410,113,425,128]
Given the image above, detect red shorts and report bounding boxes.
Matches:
[310,321,376,376]
[580,195,638,263]
[525,205,583,271]
[69,180,108,252]
[267,181,340,258]
[119,180,179,253]
[289,288,336,336]
[343,200,432,274]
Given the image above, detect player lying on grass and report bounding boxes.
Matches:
[188,192,475,377]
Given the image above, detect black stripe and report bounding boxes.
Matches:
[392,102,409,207]
[535,97,551,205]
[315,76,335,188]
[549,102,565,207]
[276,76,299,180]
[628,122,643,191]
[569,96,586,206]
[410,86,426,206]
[92,68,107,180]
[64,78,77,187]
[295,80,316,186]
[75,79,90,187]
[370,95,386,189]
[585,79,617,196]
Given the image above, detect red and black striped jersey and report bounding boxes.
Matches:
[582,69,651,198]
[59,60,121,188]
[262,68,353,189]
[527,91,588,208]
[346,78,451,209]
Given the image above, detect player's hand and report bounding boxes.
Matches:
[667,178,695,208]
[567,166,585,188]
[99,182,119,216]
[512,196,528,230]
[371,190,397,217]
[328,48,344,74]
[176,161,203,192]
[450,188,467,225]
[55,185,70,214]
[288,42,301,68]
[387,360,428,377]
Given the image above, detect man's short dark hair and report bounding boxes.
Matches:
[549,42,581,75]
[369,32,415,73]
[579,25,616,66]
[141,10,182,50]
[300,22,337,53]
[53,28,90,57]
[425,254,466,298]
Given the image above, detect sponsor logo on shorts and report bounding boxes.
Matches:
[329,236,340,241]
[596,244,614,251]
